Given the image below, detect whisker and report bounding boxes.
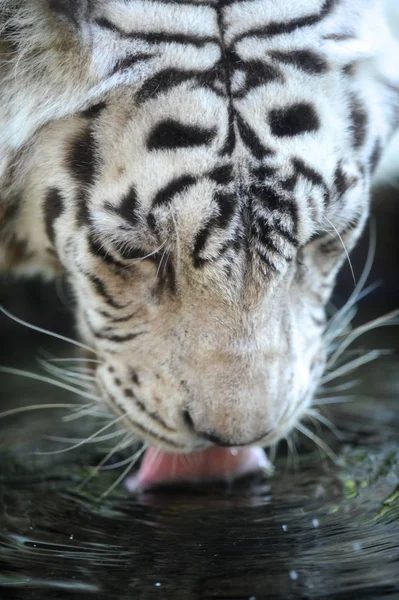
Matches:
[322,349,391,384]
[45,358,102,365]
[35,414,126,455]
[306,408,342,439]
[38,358,96,385]
[0,403,85,420]
[296,422,338,463]
[325,306,357,345]
[115,241,167,275]
[45,430,125,444]
[286,435,299,471]
[99,444,148,500]
[313,395,355,406]
[62,405,110,422]
[101,445,146,471]
[323,216,356,287]
[268,442,278,464]
[0,304,97,355]
[0,366,100,402]
[317,379,361,394]
[76,433,136,490]
[326,219,377,334]
[327,309,399,369]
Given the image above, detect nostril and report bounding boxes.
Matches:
[201,429,275,447]
[201,432,230,447]
[182,408,195,432]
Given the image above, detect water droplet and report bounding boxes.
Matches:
[230,448,238,456]
[312,519,319,528]
[282,524,288,532]
[155,582,161,587]
[69,534,74,540]
[289,570,298,581]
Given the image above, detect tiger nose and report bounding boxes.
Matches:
[182,409,273,447]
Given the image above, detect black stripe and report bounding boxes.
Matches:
[233,0,339,44]
[76,190,90,226]
[91,329,146,343]
[147,120,216,151]
[269,50,328,74]
[236,112,274,160]
[253,214,295,256]
[108,394,184,448]
[193,223,213,268]
[132,396,177,433]
[219,108,236,157]
[208,164,234,185]
[233,60,282,99]
[292,158,330,204]
[115,185,140,227]
[349,95,368,150]
[136,68,200,105]
[251,185,299,244]
[43,189,64,246]
[269,103,320,137]
[151,175,197,210]
[98,310,139,323]
[369,139,382,174]
[67,127,97,187]
[87,233,126,269]
[110,53,155,76]
[95,18,218,48]
[87,274,131,309]
[81,102,107,118]
[214,191,236,228]
[116,245,151,261]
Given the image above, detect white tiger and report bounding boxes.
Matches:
[0,0,398,486]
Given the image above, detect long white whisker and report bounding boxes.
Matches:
[323,216,356,286]
[0,366,100,401]
[62,404,110,422]
[325,306,357,345]
[313,395,355,406]
[77,434,137,490]
[321,350,388,384]
[99,444,147,500]
[0,305,97,355]
[296,422,338,462]
[101,447,146,471]
[45,358,102,365]
[0,403,85,420]
[35,414,126,455]
[317,379,361,393]
[307,408,342,439]
[326,219,377,334]
[38,358,96,384]
[327,310,399,369]
[46,430,125,444]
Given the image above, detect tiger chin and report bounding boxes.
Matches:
[0,0,398,490]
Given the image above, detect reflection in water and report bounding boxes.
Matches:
[0,354,398,600]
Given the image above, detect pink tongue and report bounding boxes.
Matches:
[125,446,270,491]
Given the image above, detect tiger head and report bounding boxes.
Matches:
[1,0,397,453]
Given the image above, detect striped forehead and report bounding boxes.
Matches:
[62,0,367,272]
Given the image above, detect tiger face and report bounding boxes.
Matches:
[1,0,398,455]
